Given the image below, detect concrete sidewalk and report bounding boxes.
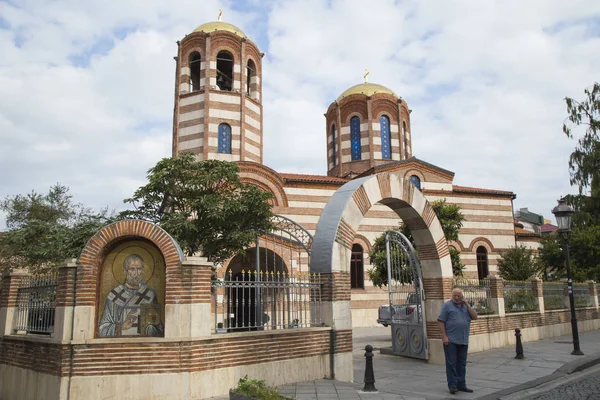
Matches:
[275,328,600,400]
[209,327,600,400]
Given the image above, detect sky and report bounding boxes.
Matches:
[1,0,599,229]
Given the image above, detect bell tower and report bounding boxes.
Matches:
[325,78,413,178]
[172,15,264,164]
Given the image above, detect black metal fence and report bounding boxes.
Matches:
[452,278,495,315]
[214,270,323,332]
[15,274,58,335]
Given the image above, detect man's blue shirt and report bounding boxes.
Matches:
[437,300,471,345]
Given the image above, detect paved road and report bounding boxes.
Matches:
[527,369,600,400]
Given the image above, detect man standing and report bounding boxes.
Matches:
[98,254,164,337]
[437,287,478,395]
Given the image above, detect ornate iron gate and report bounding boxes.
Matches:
[386,230,428,360]
[215,215,321,332]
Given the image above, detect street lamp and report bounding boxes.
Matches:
[551,198,584,355]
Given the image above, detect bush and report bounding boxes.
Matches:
[231,376,290,400]
[544,296,565,310]
[504,289,537,313]
[497,246,543,281]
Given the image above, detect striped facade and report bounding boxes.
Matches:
[235,159,517,327]
[173,27,263,164]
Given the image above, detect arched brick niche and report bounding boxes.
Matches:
[77,220,184,311]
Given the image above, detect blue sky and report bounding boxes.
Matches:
[1,0,600,229]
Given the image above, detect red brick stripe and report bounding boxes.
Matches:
[334,219,355,250]
[377,173,391,199]
[352,186,371,217]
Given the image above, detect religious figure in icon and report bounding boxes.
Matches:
[98,254,164,337]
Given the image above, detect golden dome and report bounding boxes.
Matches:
[337,83,397,102]
[192,21,246,38]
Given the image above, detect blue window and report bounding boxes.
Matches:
[350,116,361,161]
[218,123,232,154]
[409,175,421,190]
[331,125,337,166]
[380,115,391,160]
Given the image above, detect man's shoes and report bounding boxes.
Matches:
[449,387,457,394]
[458,387,474,393]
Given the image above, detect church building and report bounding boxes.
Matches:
[171,18,521,327]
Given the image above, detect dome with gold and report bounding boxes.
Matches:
[192,21,246,38]
[337,82,397,102]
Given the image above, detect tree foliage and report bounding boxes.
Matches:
[538,83,600,283]
[120,153,274,263]
[538,235,564,280]
[367,199,465,287]
[563,82,600,226]
[0,184,113,275]
[497,245,543,281]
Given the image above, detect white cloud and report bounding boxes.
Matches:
[1,0,599,229]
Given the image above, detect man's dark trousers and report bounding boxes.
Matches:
[443,342,468,389]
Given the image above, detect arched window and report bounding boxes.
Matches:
[409,175,421,190]
[189,52,201,92]
[476,246,489,280]
[351,244,364,289]
[350,116,361,161]
[246,59,256,96]
[218,123,232,154]
[380,115,391,160]
[331,124,337,166]
[403,121,409,159]
[216,51,234,91]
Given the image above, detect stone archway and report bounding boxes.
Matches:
[312,171,453,365]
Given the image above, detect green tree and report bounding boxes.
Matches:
[569,225,600,282]
[120,153,274,263]
[538,235,564,280]
[0,184,113,275]
[563,82,600,226]
[497,245,543,281]
[367,199,465,287]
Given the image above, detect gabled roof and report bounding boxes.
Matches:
[280,173,349,185]
[356,157,455,179]
[541,224,558,233]
[452,185,516,198]
[515,227,541,238]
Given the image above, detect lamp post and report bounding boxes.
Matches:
[551,198,584,356]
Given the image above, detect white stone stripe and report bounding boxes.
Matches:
[209,93,240,104]
[179,110,204,122]
[180,94,204,107]
[246,142,260,157]
[289,201,328,209]
[179,138,203,151]
[245,115,261,129]
[179,125,203,137]
[246,100,260,114]
[391,124,398,133]
[285,187,337,196]
[209,109,241,120]
[180,66,190,76]
[246,130,261,144]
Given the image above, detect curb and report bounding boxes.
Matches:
[477,352,600,400]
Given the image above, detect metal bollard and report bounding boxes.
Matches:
[515,328,524,359]
[363,344,378,392]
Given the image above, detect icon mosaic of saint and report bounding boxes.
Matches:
[98,253,164,337]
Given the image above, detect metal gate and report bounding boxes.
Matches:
[386,230,428,360]
[215,215,321,332]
